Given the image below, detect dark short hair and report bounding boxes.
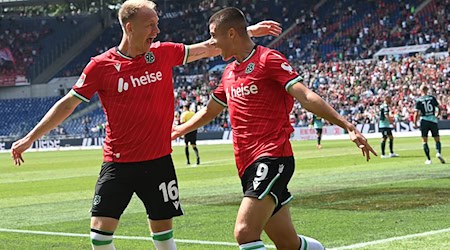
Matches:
[420,84,429,93]
[209,7,248,36]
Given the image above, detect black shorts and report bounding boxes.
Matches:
[91,154,184,220]
[315,128,323,134]
[380,127,393,138]
[241,156,295,215]
[420,120,439,137]
[184,130,197,145]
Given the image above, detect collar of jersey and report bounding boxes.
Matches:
[115,46,134,60]
[235,45,257,65]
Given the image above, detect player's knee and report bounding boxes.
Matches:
[234,223,258,244]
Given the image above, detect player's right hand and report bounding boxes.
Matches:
[11,138,32,166]
[171,126,182,140]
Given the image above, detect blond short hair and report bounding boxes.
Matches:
[118,0,156,28]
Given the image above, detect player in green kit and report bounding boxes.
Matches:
[379,95,399,158]
[311,114,324,149]
[414,85,446,164]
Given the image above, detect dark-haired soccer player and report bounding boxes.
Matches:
[172,7,377,250]
[414,84,445,164]
[10,1,281,249]
[379,95,399,158]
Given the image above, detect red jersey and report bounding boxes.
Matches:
[71,42,187,162]
[212,45,303,177]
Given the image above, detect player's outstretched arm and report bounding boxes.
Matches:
[172,99,224,140]
[11,93,81,166]
[288,82,377,161]
[185,20,282,63]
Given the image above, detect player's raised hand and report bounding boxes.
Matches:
[11,137,32,166]
[347,126,377,161]
[248,20,282,37]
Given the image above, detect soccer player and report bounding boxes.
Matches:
[379,95,399,158]
[10,1,281,249]
[414,84,446,164]
[172,7,377,250]
[180,104,200,165]
[311,114,324,149]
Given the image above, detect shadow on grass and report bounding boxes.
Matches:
[181,187,450,212]
[296,187,450,211]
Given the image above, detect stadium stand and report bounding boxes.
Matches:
[0,0,448,139]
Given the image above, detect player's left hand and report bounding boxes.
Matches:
[248,20,282,37]
[347,125,377,161]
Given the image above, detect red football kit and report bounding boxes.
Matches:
[212,45,303,177]
[71,42,188,162]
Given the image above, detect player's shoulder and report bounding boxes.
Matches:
[259,46,287,62]
[89,47,117,66]
[93,47,115,60]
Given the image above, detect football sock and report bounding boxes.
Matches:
[317,136,321,146]
[298,235,325,250]
[389,139,394,154]
[193,147,199,159]
[185,147,190,164]
[436,141,441,154]
[90,228,115,250]
[152,229,177,250]
[423,143,430,160]
[239,240,266,250]
[381,140,386,155]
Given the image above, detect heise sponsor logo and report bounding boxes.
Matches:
[225,82,258,99]
[118,71,163,93]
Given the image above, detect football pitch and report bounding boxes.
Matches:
[0,136,449,250]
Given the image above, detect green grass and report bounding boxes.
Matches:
[0,136,449,249]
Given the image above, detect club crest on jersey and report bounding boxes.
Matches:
[245,63,255,74]
[281,62,294,74]
[145,52,155,63]
[93,195,101,206]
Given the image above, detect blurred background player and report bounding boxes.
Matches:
[379,95,399,158]
[414,85,446,165]
[180,104,200,165]
[310,114,324,149]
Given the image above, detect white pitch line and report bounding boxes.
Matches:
[0,228,275,248]
[329,227,450,250]
[1,227,449,249]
